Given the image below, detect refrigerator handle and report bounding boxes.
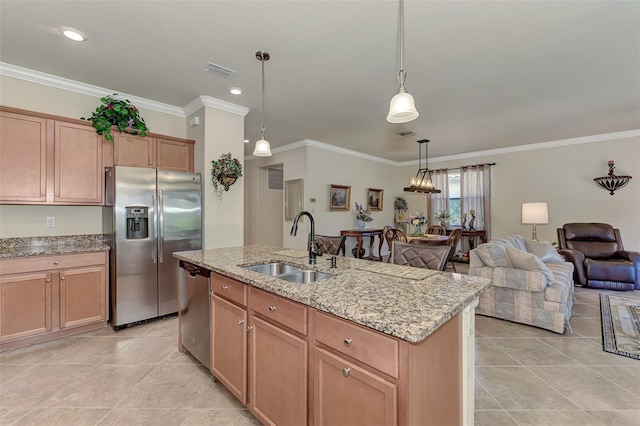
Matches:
[159,189,164,263]
[152,189,158,264]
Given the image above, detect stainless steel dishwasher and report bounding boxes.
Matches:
[178,260,211,369]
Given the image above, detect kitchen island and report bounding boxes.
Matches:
[174,245,491,426]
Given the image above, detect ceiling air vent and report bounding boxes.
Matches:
[398,131,416,137]
[203,62,236,79]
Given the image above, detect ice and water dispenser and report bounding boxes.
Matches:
[125,206,149,240]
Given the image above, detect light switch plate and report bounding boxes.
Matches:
[46,217,55,227]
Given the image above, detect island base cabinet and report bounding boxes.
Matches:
[313,347,397,426]
[211,295,248,404]
[0,273,52,342]
[249,316,308,426]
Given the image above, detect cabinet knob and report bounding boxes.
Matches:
[158,162,161,166]
[53,261,59,265]
[343,338,352,347]
[238,319,244,325]
[268,305,276,312]
[342,367,351,377]
[41,193,45,197]
[60,276,65,280]
[149,161,153,165]
[221,285,229,290]
[46,278,51,283]
[246,326,253,332]
[55,193,59,197]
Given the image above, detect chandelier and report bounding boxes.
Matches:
[404,139,440,194]
[594,161,632,195]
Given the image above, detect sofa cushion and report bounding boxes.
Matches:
[545,262,574,304]
[525,239,565,263]
[474,243,513,268]
[505,246,555,283]
[493,234,528,252]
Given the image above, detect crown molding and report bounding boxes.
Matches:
[183,95,250,118]
[0,62,185,117]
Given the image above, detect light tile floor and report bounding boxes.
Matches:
[1,286,638,426]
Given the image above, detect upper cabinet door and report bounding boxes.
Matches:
[0,111,49,203]
[156,138,194,172]
[113,133,154,168]
[54,121,104,205]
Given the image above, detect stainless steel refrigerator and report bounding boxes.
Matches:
[103,165,202,329]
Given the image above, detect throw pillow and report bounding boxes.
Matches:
[493,234,528,252]
[505,246,554,283]
[525,239,565,263]
[475,243,513,268]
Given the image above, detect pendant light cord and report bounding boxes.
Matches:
[261,55,266,140]
[397,0,406,88]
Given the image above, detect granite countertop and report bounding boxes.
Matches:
[174,245,491,343]
[0,235,109,259]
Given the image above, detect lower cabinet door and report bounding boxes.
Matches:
[249,316,308,426]
[211,295,247,404]
[0,273,52,342]
[313,347,397,426]
[59,266,106,329]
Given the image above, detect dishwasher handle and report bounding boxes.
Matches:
[179,260,211,278]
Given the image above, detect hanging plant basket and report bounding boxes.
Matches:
[81,93,149,142]
[211,153,243,199]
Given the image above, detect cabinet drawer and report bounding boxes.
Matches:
[0,251,107,275]
[212,273,247,307]
[314,311,399,378]
[249,288,307,335]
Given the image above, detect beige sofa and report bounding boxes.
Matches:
[469,235,574,334]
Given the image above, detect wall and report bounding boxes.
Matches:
[0,75,185,238]
[245,142,403,257]
[398,134,640,250]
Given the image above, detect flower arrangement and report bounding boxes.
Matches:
[82,94,148,142]
[409,211,427,227]
[354,202,373,222]
[434,211,452,226]
[394,196,408,211]
[211,152,243,199]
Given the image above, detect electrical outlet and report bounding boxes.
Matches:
[46,217,56,227]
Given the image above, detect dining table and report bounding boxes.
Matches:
[339,228,385,260]
[406,234,451,246]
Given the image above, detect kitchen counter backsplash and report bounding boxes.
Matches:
[0,234,109,259]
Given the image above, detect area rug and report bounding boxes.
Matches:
[599,293,640,360]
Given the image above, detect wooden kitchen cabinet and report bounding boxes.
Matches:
[249,288,308,425]
[113,133,194,172]
[0,107,104,205]
[313,347,397,426]
[0,251,109,350]
[211,294,248,404]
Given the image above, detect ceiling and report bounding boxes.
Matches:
[1,1,639,162]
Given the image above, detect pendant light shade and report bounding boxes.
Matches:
[387,0,418,124]
[253,51,272,157]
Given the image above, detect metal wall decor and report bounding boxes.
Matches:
[594,161,632,195]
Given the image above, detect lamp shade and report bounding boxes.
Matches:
[253,139,272,157]
[522,202,549,224]
[387,92,419,123]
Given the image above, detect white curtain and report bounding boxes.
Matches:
[427,169,449,226]
[460,164,492,253]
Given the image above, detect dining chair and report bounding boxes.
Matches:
[444,228,462,272]
[384,228,409,262]
[311,234,346,256]
[391,241,452,271]
[426,225,446,236]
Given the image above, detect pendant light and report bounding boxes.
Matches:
[253,51,272,157]
[404,139,440,194]
[387,0,419,123]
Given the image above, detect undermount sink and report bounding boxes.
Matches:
[243,262,334,284]
[277,270,335,284]
[244,262,302,276]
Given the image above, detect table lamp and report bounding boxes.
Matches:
[522,202,548,241]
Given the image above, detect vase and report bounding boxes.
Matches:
[357,219,365,230]
[217,174,238,191]
[416,224,423,235]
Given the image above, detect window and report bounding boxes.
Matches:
[448,170,461,226]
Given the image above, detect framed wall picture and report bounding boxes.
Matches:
[330,184,351,211]
[368,188,383,211]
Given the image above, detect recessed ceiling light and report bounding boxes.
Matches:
[60,27,87,42]
[230,87,242,95]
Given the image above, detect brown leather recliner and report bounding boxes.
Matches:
[557,223,640,291]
